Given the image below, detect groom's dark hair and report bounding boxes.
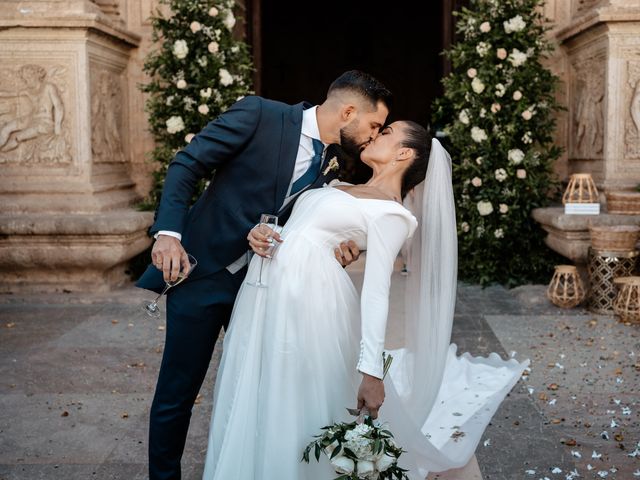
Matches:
[327,70,392,112]
[400,121,430,198]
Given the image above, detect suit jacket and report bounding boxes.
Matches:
[136,96,338,291]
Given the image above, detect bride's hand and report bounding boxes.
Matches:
[334,240,360,267]
[357,373,385,419]
[247,224,283,257]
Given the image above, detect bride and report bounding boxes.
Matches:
[202,121,528,479]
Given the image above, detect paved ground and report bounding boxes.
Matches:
[1,258,639,480]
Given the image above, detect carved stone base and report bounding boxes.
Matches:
[0,210,153,293]
[532,207,640,264]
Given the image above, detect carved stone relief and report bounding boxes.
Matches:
[625,62,640,158]
[0,64,71,165]
[572,57,605,159]
[91,69,125,163]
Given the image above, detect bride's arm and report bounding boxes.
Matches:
[357,212,415,379]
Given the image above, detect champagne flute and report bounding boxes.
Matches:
[142,253,198,318]
[247,214,279,288]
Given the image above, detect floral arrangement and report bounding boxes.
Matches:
[140,0,254,210]
[302,354,409,479]
[432,0,564,286]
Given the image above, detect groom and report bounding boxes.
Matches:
[136,70,392,479]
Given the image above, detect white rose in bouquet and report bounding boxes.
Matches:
[209,6,219,17]
[508,48,528,67]
[517,169,527,179]
[495,83,506,97]
[496,48,508,60]
[173,40,188,59]
[471,177,482,187]
[198,104,210,115]
[494,228,504,239]
[467,68,477,78]
[190,21,202,33]
[176,79,187,89]
[330,456,355,474]
[479,21,491,33]
[499,204,509,214]
[208,41,220,54]
[461,222,470,232]
[376,454,397,472]
[357,460,375,476]
[184,133,195,143]
[494,169,507,182]
[458,110,470,125]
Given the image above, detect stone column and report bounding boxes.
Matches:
[533,0,640,266]
[0,0,153,292]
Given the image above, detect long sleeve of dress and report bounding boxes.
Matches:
[357,210,417,379]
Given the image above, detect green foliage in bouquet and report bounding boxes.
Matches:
[139,0,254,210]
[432,0,565,287]
[302,415,409,480]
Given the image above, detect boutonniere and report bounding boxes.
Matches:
[322,156,340,176]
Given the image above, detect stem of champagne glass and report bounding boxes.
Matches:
[257,257,265,285]
[150,283,172,308]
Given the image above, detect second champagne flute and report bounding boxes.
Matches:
[247,213,279,288]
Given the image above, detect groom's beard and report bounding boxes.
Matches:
[339,128,365,162]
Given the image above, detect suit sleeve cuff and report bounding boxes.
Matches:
[154,230,182,241]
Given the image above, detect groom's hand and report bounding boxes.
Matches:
[335,240,360,267]
[248,225,283,258]
[152,235,190,283]
[357,373,385,419]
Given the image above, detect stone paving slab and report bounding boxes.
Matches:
[2,272,639,479]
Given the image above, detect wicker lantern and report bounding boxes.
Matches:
[562,173,599,204]
[613,276,640,324]
[547,265,586,308]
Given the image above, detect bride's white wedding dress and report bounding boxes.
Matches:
[203,185,528,480]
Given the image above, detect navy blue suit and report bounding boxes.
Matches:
[136,96,337,479]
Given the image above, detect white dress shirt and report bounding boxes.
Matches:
[157,106,326,274]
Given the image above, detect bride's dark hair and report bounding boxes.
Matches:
[400,121,431,198]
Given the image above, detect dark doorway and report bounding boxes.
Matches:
[254,1,447,128]
[245,0,464,182]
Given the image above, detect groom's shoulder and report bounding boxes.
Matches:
[254,96,300,113]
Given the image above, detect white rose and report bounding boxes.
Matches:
[494,228,504,239]
[458,110,470,125]
[491,103,501,113]
[480,21,491,33]
[219,68,234,86]
[172,39,189,59]
[522,132,533,144]
[499,203,509,214]
[200,87,212,98]
[198,104,210,115]
[471,77,485,94]
[165,116,185,134]
[495,83,506,97]
[517,169,527,179]
[476,42,491,57]
[476,156,483,165]
[330,456,355,474]
[467,68,477,78]
[461,222,470,232]
[176,79,187,89]
[185,133,195,143]
[497,48,508,60]
[508,48,528,67]
[522,110,533,120]
[237,95,245,101]
[357,460,375,476]
[208,41,220,54]
[477,200,493,216]
[494,168,507,182]
[223,10,236,30]
[471,177,482,187]
[513,90,523,101]
[504,15,526,33]
[197,56,208,67]
[190,21,202,33]
[471,126,487,143]
[508,149,524,164]
[209,6,219,17]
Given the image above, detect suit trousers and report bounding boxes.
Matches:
[148,266,247,480]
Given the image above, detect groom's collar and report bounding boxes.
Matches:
[301,105,325,145]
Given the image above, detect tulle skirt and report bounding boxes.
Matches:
[202,231,528,479]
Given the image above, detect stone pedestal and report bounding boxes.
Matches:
[0,1,153,292]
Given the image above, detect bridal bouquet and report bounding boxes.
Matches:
[302,354,410,480]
